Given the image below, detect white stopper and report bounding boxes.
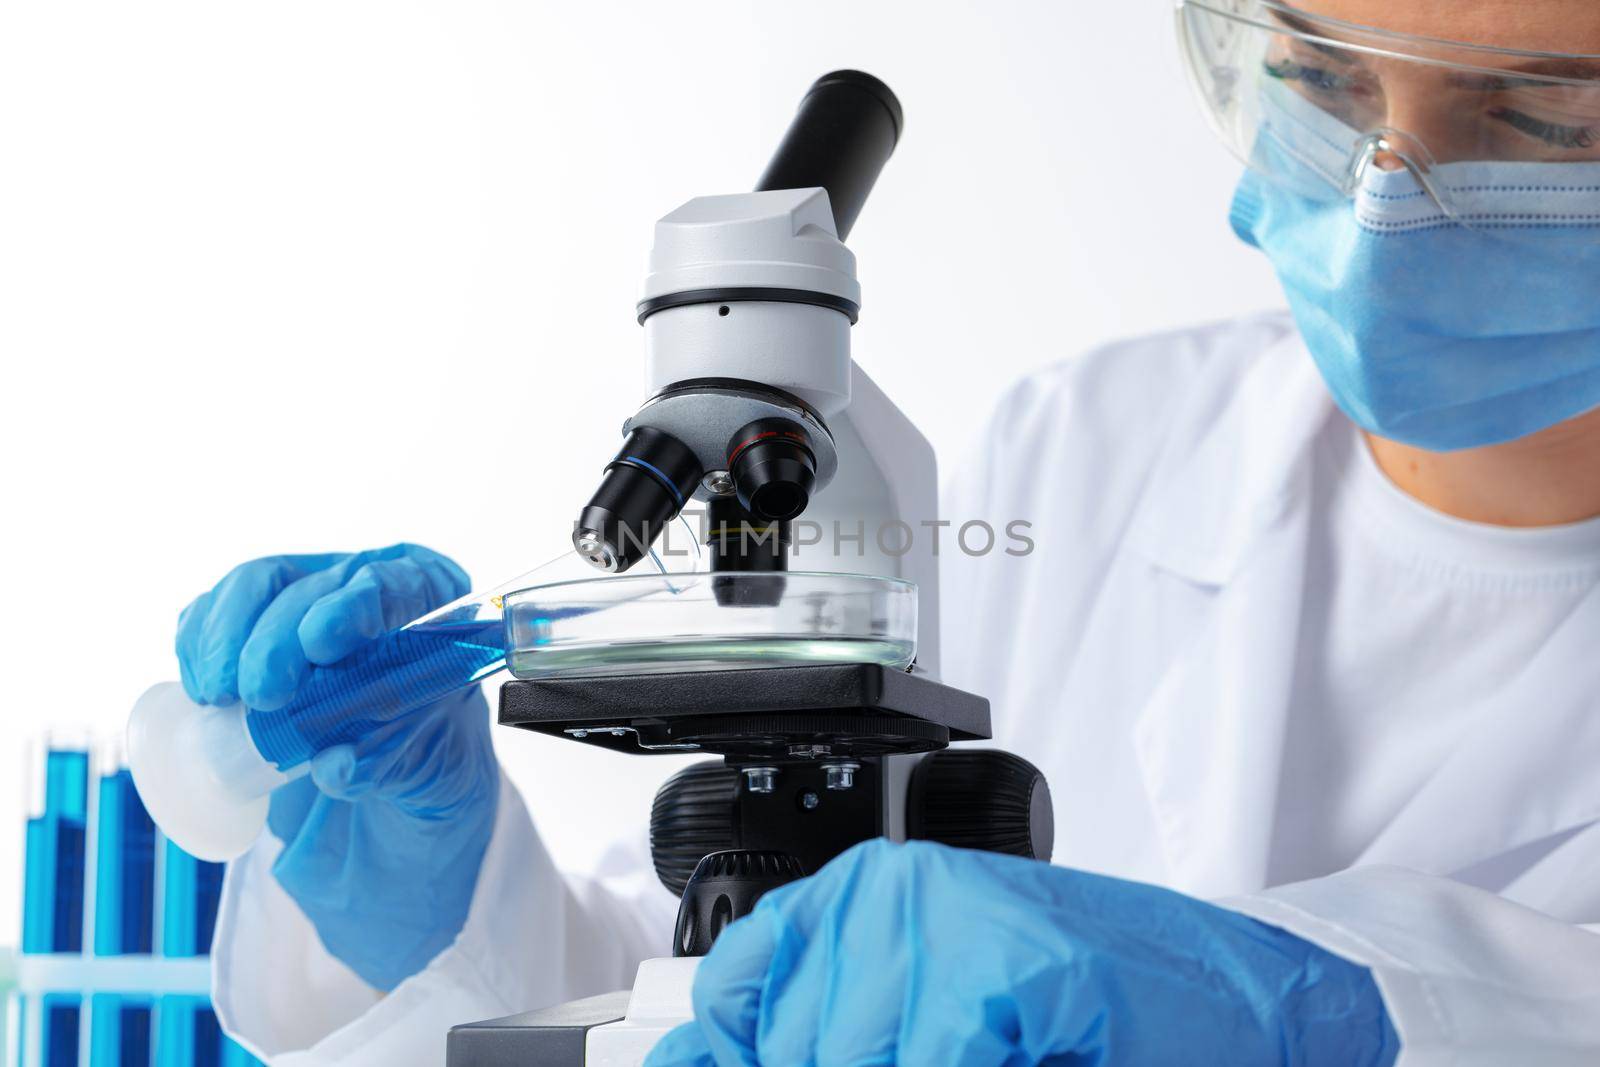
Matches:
[125,682,301,862]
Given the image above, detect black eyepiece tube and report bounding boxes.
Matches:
[755,70,903,241]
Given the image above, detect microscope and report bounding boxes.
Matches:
[447,71,1052,1067]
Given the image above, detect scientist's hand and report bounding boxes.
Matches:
[647,839,1399,1067]
[175,544,499,992]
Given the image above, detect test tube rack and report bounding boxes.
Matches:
[8,737,262,1067]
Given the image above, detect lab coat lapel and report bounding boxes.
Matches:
[1124,341,1329,898]
[1130,516,1312,897]
[1355,582,1600,876]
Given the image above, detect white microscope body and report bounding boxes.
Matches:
[630,184,941,675]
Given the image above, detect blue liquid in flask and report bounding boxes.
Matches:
[245,616,509,770]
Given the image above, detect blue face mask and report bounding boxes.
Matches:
[1230,83,1600,452]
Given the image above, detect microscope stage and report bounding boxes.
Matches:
[497,663,990,758]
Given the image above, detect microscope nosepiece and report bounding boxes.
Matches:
[574,427,703,572]
[727,418,818,522]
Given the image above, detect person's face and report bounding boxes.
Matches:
[1258,1,1600,166]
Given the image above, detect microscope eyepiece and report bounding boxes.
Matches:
[574,427,704,572]
[727,418,817,523]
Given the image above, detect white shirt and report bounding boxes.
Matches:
[214,311,1600,1066]
[1270,416,1600,886]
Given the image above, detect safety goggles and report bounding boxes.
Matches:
[1176,0,1600,232]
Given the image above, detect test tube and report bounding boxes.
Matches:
[153,997,259,1067]
[93,740,157,958]
[85,741,158,1067]
[125,551,601,862]
[41,994,81,1067]
[21,731,90,955]
[19,732,90,1067]
[159,840,223,960]
[89,993,152,1067]
[152,827,246,1067]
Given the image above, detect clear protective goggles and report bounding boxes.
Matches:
[1176,0,1600,232]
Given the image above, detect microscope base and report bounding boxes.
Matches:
[447,957,698,1067]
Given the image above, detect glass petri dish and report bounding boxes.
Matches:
[503,571,916,679]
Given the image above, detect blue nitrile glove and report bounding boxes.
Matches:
[175,544,498,991]
[647,839,1399,1067]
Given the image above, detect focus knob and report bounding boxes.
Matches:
[907,749,1054,861]
[673,850,807,957]
[650,761,740,897]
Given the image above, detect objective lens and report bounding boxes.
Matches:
[726,418,817,523]
[574,427,703,572]
[705,496,788,607]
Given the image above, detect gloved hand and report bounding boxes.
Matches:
[647,839,1399,1067]
[175,544,499,992]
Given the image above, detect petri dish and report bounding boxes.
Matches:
[503,571,916,678]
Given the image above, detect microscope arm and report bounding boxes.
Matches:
[807,364,941,677]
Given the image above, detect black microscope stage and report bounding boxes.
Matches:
[498,662,991,760]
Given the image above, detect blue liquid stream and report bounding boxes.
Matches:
[245,617,508,771]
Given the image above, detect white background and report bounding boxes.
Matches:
[0,1,1279,937]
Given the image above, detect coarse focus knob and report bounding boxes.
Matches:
[673,850,807,958]
[650,761,739,897]
[906,749,1054,862]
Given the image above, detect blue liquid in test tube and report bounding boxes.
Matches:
[156,832,261,1066]
[161,840,224,959]
[24,751,88,1067]
[244,616,508,769]
[22,746,89,954]
[95,767,157,956]
[90,994,152,1067]
[42,994,81,1067]
[154,997,258,1067]
[18,742,89,1067]
[88,759,159,1066]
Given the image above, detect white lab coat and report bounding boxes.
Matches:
[213,311,1600,1065]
